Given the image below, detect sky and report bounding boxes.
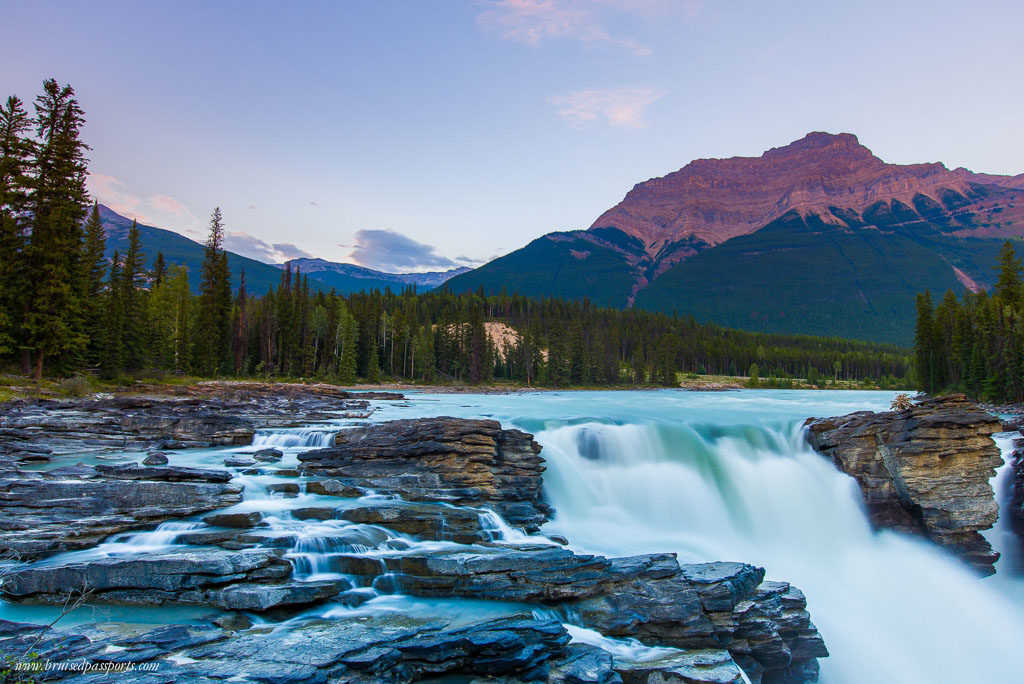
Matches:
[3,0,1023,271]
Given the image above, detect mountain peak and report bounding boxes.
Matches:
[770,131,862,154]
[589,131,989,253]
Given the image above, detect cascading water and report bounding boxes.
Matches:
[537,419,1024,684]
[9,390,1024,681]
[251,428,336,448]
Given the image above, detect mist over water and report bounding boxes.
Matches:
[533,412,1024,684]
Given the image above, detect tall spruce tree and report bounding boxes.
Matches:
[120,220,146,369]
[0,95,34,357]
[22,79,90,377]
[913,292,935,393]
[168,264,192,372]
[100,250,124,375]
[995,240,1022,307]
[194,207,232,375]
[79,202,107,365]
[151,252,167,287]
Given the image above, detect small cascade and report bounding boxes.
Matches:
[118,521,206,547]
[68,521,206,559]
[562,624,685,665]
[476,508,556,546]
[251,429,337,448]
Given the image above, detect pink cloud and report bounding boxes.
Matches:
[549,86,665,129]
[87,173,201,232]
[148,193,190,217]
[86,173,152,223]
[476,0,657,56]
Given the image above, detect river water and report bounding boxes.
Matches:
[4,389,1023,683]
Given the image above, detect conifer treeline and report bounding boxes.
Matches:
[913,241,1024,402]
[1,79,911,385]
[0,80,90,377]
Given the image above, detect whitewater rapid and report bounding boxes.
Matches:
[535,417,1024,684]
[5,389,1021,682]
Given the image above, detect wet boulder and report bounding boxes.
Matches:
[253,448,283,462]
[297,416,551,531]
[204,511,264,528]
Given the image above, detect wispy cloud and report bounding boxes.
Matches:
[224,230,314,264]
[87,173,149,223]
[87,173,199,229]
[348,229,481,273]
[549,86,665,128]
[476,0,669,56]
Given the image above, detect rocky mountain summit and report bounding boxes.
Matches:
[805,394,1003,574]
[447,132,1024,343]
[591,132,1024,256]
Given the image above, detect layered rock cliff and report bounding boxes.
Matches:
[591,131,1024,257]
[805,394,1003,574]
[297,416,551,531]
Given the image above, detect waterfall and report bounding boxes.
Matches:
[536,420,1024,684]
[251,429,336,448]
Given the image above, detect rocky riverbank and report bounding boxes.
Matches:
[805,394,1004,574]
[0,393,830,684]
[0,387,400,461]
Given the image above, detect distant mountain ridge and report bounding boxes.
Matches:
[97,206,467,295]
[446,132,1024,345]
[280,258,470,292]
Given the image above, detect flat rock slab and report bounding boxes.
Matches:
[0,465,243,560]
[338,500,497,544]
[1,549,291,602]
[297,416,551,531]
[617,649,746,684]
[0,391,398,456]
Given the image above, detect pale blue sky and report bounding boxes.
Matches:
[3,0,1023,270]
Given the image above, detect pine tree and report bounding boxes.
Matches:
[22,80,90,377]
[146,268,176,370]
[194,208,232,375]
[994,240,1022,307]
[100,250,124,375]
[913,292,935,393]
[79,202,106,365]
[468,303,489,384]
[120,220,147,369]
[168,264,192,372]
[232,270,248,374]
[0,95,34,357]
[334,299,358,384]
[151,252,167,287]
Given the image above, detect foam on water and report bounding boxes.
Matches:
[535,418,1024,684]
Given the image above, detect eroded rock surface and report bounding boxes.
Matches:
[298,416,551,531]
[0,463,242,561]
[805,394,1003,573]
[334,546,825,682]
[0,390,394,457]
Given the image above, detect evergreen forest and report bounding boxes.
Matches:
[913,240,1024,403]
[1,80,911,387]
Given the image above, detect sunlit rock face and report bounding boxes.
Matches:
[805,394,1003,574]
[591,131,1024,256]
